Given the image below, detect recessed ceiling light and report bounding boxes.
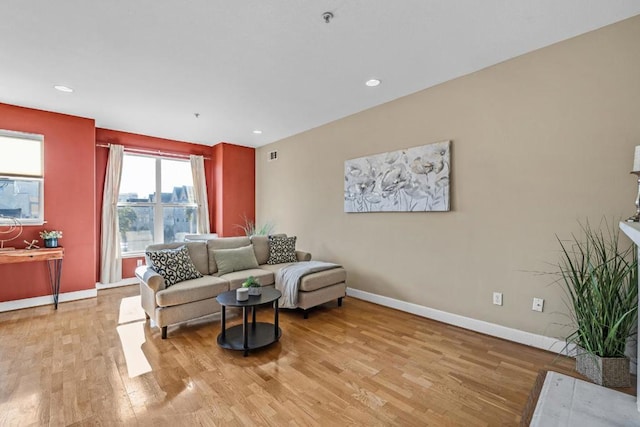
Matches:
[54,85,73,93]
[253,130,263,134]
[365,79,381,87]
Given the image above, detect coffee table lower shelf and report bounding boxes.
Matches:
[217,323,282,356]
[216,288,282,357]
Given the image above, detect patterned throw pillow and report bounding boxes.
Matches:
[146,245,203,287]
[267,235,297,264]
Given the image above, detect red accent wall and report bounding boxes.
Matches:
[0,103,96,301]
[0,103,256,302]
[213,143,255,237]
[95,128,216,280]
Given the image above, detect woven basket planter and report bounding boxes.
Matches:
[576,353,630,387]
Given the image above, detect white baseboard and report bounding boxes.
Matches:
[346,287,571,355]
[0,278,137,313]
[96,277,138,290]
[0,288,97,313]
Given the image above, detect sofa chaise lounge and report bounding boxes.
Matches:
[136,235,347,338]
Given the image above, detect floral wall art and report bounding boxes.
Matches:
[344,140,450,213]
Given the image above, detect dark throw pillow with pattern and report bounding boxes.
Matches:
[267,235,297,264]
[146,245,203,287]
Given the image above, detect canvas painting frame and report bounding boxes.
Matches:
[344,140,451,213]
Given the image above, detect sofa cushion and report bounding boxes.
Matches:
[207,236,251,274]
[219,268,275,290]
[258,262,296,274]
[156,275,229,307]
[299,267,347,292]
[267,235,297,264]
[213,245,259,275]
[145,241,209,275]
[250,235,271,265]
[261,263,345,292]
[146,245,203,287]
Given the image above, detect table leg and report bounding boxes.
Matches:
[252,305,256,328]
[243,307,249,357]
[46,259,63,309]
[220,306,226,340]
[274,298,279,338]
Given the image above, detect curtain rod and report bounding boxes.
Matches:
[96,143,211,160]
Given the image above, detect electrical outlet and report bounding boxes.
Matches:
[532,297,544,312]
[137,259,143,267]
[493,292,503,306]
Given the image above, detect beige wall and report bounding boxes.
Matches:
[256,16,640,340]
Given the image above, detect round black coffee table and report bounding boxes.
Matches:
[216,287,282,356]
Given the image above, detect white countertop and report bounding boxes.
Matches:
[620,221,640,246]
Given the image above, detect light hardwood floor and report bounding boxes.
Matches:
[0,286,634,426]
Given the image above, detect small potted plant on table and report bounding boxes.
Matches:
[242,276,262,296]
[39,230,63,248]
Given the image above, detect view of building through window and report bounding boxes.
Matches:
[0,130,44,224]
[0,179,41,221]
[117,154,197,253]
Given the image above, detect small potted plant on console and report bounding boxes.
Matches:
[242,276,262,296]
[40,230,63,248]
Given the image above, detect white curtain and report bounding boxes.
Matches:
[190,154,211,234]
[100,144,124,284]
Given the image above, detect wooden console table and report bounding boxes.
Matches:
[0,248,64,309]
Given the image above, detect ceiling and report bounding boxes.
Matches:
[1,1,639,148]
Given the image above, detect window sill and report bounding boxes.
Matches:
[0,220,45,226]
[121,252,145,259]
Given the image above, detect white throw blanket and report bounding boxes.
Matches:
[275,261,341,308]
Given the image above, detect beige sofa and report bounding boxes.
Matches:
[135,235,347,338]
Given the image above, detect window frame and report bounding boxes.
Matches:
[0,129,45,226]
[117,153,198,256]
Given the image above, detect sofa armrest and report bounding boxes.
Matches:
[135,265,166,292]
[296,250,312,262]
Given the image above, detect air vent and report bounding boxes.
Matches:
[268,150,278,161]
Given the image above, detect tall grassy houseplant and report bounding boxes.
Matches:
[237,215,274,237]
[557,220,638,387]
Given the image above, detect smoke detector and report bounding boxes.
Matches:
[322,12,334,24]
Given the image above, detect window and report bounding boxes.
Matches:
[0,130,44,225]
[117,154,197,254]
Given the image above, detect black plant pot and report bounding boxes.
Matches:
[44,238,58,248]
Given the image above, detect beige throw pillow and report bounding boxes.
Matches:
[213,245,259,275]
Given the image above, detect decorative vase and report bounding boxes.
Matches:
[576,353,630,387]
[236,287,249,301]
[44,238,58,248]
[248,286,262,296]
